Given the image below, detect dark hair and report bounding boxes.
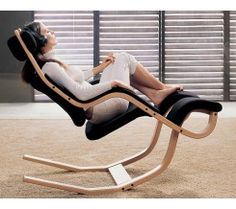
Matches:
[21,21,67,83]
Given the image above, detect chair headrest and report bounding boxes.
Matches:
[7,29,46,61]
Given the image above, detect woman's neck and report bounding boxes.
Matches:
[41,45,54,55]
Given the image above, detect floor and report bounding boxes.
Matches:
[0,102,235,119]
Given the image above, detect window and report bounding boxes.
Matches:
[165,11,224,100]
[34,10,235,102]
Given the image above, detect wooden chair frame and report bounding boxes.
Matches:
[14,29,218,195]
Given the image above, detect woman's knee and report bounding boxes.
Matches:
[114,52,129,63]
[119,52,139,75]
[119,51,130,57]
[113,52,139,75]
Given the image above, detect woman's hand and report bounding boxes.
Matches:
[111,80,134,92]
[92,53,115,76]
[102,53,115,64]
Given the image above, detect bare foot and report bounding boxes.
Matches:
[165,84,184,91]
[151,86,180,105]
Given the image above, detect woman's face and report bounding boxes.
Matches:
[40,23,57,48]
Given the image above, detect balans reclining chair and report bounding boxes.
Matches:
[7,29,222,195]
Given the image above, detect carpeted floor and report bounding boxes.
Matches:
[0,117,235,198]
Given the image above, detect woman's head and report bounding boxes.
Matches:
[23,21,57,54]
[20,22,65,84]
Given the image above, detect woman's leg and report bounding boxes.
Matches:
[100,52,181,106]
[131,80,179,105]
[131,63,183,91]
[132,63,165,90]
[124,52,182,105]
[99,52,131,85]
[90,53,131,124]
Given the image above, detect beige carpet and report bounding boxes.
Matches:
[0,117,235,198]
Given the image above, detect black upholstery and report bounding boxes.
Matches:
[167,97,222,126]
[86,103,149,140]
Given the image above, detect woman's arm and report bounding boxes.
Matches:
[92,53,115,76]
[92,61,112,76]
[83,61,111,81]
[42,62,113,100]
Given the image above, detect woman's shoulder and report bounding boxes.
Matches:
[67,65,83,71]
[43,61,61,68]
[41,62,66,79]
[42,61,63,72]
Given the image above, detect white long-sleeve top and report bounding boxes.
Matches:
[41,50,112,101]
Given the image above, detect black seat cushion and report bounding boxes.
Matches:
[167,97,223,126]
[85,103,152,140]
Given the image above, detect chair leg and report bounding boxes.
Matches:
[23,154,108,172]
[127,130,179,188]
[22,110,218,195]
[22,128,179,195]
[23,122,163,172]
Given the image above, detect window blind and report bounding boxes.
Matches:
[99,11,159,100]
[165,11,224,100]
[230,12,236,100]
[34,11,94,101]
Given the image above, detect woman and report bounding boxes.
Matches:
[21,22,183,124]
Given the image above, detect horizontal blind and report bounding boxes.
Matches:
[230,12,236,100]
[34,11,94,101]
[99,11,159,100]
[165,11,224,100]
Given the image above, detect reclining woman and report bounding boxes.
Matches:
[21,22,183,124]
